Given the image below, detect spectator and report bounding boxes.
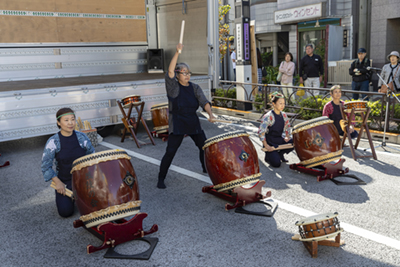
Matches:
[231,49,236,80]
[257,48,263,92]
[279,52,295,99]
[349,48,371,100]
[378,51,400,94]
[299,44,324,96]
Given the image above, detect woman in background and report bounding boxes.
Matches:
[279,52,295,100]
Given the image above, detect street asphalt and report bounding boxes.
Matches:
[0,112,399,267]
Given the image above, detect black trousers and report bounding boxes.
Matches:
[158,131,206,180]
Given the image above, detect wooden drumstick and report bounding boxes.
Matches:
[51,181,74,199]
[178,20,185,54]
[262,144,293,152]
[211,119,233,123]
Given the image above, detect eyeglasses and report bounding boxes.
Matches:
[179,72,192,76]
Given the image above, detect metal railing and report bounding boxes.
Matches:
[216,80,400,133]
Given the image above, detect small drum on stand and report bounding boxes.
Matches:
[71,149,141,228]
[294,212,344,258]
[122,95,142,108]
[203,131,261,192]
[292,116,343,168]
[150,103,169,134]
[344,101,368,113]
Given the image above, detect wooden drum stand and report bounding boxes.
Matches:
[73,213,158,259]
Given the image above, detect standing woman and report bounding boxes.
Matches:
[378,51,400,93]
[41,108,95,217]
[279,52,295,99]
[258,92,293,168]
[322,85,358,139]
[157,43,216,189]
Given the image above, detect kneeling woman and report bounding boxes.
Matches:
[258,92,293,167]
[41,108,95,217]
[322,85,358,139]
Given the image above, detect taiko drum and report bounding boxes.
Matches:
[202,131,261,192]
[71,149,141,228]
[344,101,368,113]
[151,103,169,133]
[292,116,343,168]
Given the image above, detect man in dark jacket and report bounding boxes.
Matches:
[349,48,371,100]
[299,44,324,96]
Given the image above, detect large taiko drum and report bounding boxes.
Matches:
[292,116,343,168]
[151,103,169,133]
[295,212,343,242]
[122,95,142,108]
[202,131,261,192]
[71,149,141,228]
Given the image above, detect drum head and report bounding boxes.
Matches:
[292,116,332,134]
[299,228,343,242]
[151,103,168,109]
[71,149,131,173]
[123,94,140,99]
[203,130,249,150]
[295,212,339,226]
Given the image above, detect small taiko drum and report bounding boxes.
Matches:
[292,116,343,168]
[151,103,169,133]
[71,149,141,228]
[344,101,368,113]
[295,212,343,242]
[203,131,261,192]
[122,95,142,108]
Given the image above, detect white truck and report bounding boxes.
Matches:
[0,0,220,142]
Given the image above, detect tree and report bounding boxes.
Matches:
[219,1,234,62]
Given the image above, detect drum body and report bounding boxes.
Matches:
[122,95,141,108]
[295,212,343,241]
[203,131,261,192]
[151,103,169,133]
[71,149,140,228]
[292,116,343,168]
[344,101,367,113]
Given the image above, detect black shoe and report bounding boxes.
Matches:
[157,179,166,189]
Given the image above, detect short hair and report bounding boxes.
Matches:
[305,44,314,49]
[284,52,293,61]
[175,62,191,73]
[330,85,341,94]
[56,108,75,129]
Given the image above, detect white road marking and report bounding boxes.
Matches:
[101,141,400,251]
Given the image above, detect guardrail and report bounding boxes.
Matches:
[217,80,400,133]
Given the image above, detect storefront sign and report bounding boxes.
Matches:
[343,29,348,47]
[274,3,322,24]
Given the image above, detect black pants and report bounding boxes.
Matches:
[55,180,74,217]
[159,131,206,180]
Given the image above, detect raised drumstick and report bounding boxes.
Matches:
[178,20,185,54]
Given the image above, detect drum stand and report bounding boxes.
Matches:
[342,107,377,161]
[117,100,155,148]
[289,159,349,182]
[73,213,158,259]
[0,153,10,168]
[293,233,344,258]
[202,180,278,217]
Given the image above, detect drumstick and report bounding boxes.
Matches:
[262,144,294,152]
[211,119,233,123]
[178,20,185,54]
[50,181,74,199]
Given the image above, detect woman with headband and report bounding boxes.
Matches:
[157,43,216,189]
[41,108,95,217]
[258,92,293,167]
